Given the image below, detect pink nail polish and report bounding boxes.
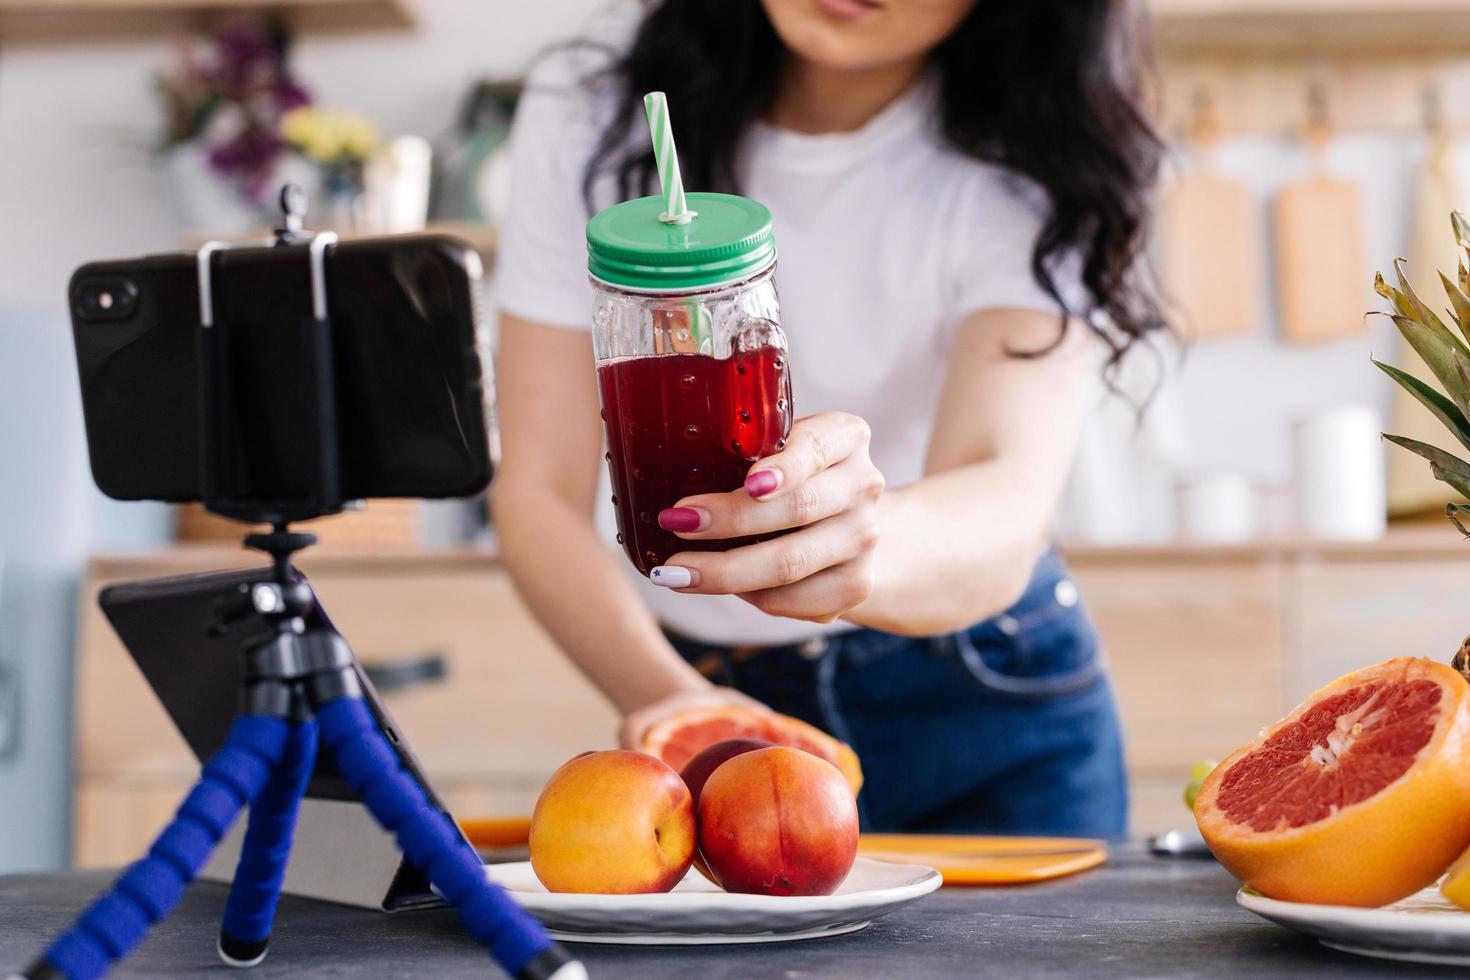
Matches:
[745,469,780,498]
[658,507,703,532]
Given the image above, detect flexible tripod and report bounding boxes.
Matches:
[12,189,584,979]
[13,526,582,980]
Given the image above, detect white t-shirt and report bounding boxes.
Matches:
[495,30,1079,646]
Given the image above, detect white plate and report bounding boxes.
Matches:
[1239,885,1470,965]
[485,857,941,944]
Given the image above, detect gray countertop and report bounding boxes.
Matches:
[0,846,1456,978]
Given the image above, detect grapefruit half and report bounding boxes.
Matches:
[1193,657,1470,907]
[641,705,863,794]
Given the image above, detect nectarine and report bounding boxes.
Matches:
[529,750,695,894]
[697,746,858,896]
[680,738,773,804]
[680,737,772,883]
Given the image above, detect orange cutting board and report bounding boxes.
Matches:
[459,819,1109,886]
[1273,173,1367,344]
[460,815,532,851]
[858,834,1107,886]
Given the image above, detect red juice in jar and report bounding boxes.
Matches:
[598,344,791,574]
[587,184,787,578]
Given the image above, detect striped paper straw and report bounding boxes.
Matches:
[644,91,694,224]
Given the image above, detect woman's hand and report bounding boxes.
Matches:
[619,686,774,750]
[649,412,885,624]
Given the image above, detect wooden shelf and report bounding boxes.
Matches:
[0,0,414,43]
[1150,0,1470,56]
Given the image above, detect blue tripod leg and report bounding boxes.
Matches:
[218,717,318,967]
[315,698,582,980]
[20,715,290,980]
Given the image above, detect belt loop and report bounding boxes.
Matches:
[798,635,829,660]
[814,642,855,748]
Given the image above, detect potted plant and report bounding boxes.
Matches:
[156,19,315,233]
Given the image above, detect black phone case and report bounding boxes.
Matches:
[69,235,495,505]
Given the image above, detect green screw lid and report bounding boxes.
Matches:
[587,191,775,291]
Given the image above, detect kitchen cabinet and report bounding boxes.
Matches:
[70,528,1470,863]
[1073,527,1470,834]
[72,548,618,867]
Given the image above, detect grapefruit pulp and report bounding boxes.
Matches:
[642,705,863,794]
[1193,657,1470,907]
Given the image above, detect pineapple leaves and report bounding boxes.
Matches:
[1383,258,1463,350]
[1381,434,1470,500]
[1373,359,1470,454]
[1389,313,1470,414]
[1448,503,1470,539]
[1441,270,1470,346]
[1453,210,1470,250]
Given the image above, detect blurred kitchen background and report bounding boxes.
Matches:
[7,0,1470,872]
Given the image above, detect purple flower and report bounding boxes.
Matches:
[274,79,311,112]
[206,125,287,200]
[211,26,277,88]
[156,17,314,201]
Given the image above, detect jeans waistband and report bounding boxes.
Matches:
[666,546,1070,678]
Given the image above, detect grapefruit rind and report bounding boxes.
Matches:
[1193,657,1470,908]
[642,705,864,794]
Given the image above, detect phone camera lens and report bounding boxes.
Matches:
[74,275,138,322]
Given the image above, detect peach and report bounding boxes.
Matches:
[529,750,695,894]
[697,746,859,896]
[679,737,772,883]
[680,738,773,804]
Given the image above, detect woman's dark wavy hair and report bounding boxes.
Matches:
[580,1,1166,374]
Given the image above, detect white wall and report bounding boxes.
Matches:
[0,0,610,309]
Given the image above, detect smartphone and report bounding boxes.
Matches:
[68,235,495,508]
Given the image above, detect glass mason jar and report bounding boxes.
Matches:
[587,192,793,575]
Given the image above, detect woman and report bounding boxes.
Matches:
[492,0,1162,837]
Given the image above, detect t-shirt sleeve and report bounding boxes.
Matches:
[945,163,1086,324]
[493,50,608,331]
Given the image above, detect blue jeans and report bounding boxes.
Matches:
[666,550,1129,838]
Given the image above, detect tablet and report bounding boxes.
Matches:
[100,565,451,911]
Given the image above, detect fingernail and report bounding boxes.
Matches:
[745,469,781,498]
[650,566,697,588]
[658,507,706,532]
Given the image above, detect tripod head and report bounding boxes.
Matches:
[244,524,319,585]
[207,523,319,642]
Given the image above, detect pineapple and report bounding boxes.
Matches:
[1376,211,1470,536]
[1376,212,1470,679]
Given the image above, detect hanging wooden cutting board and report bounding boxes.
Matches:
[1161,169,1259,341]
[1273,171,1367,344]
